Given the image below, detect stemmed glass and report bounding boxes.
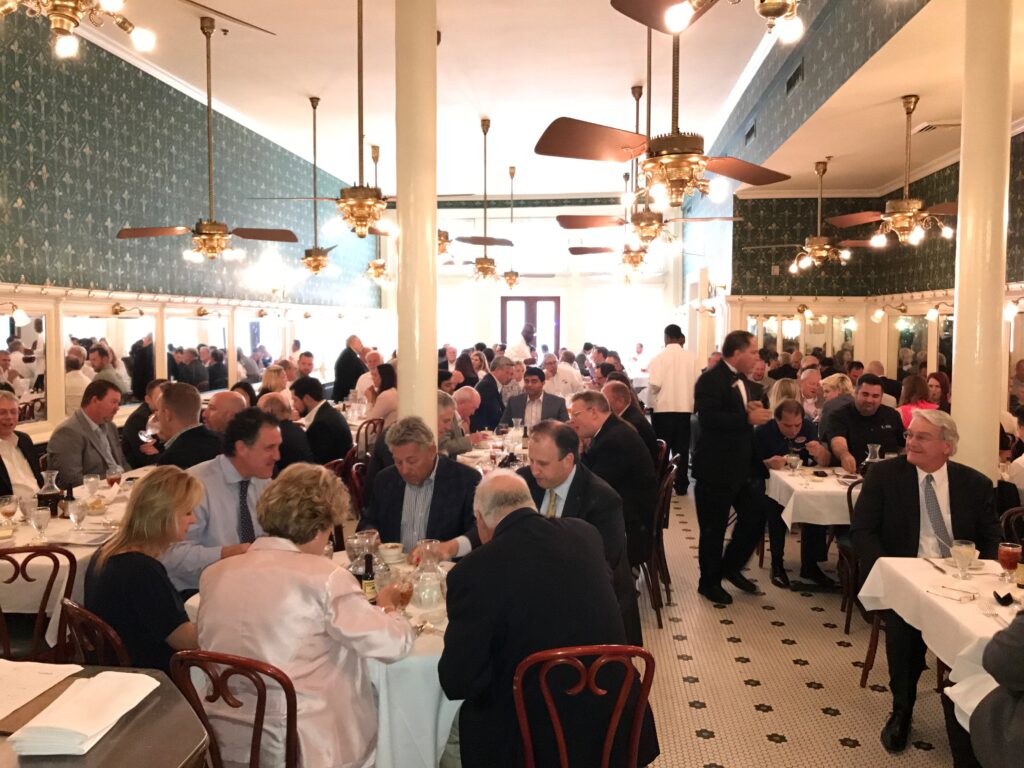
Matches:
[0,495,18,528]
[785,453,801,476]
[105,465,124,487]
[68,501,87,532]
[997,542,1022,583]
[29,507,50,543]
[138,414,160,444]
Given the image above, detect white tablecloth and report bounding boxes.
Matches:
[858,556,1018,730]
[185,554,460,768]
[765,469,857,528]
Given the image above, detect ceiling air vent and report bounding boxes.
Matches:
[744,122,757,146]
[912,120,961,135]
[786,59,804,95]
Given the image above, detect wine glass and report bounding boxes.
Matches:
[138,414,160,444]
[950,539,977,580]
[29,507,50,543]
[0,495,18,528]
[105,465,124,487]
[68,501,87,531]
[997,542,1022,583]
[82,474,101,499]
[785,453,801,476]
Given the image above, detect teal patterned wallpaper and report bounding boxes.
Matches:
[0,13,379,306]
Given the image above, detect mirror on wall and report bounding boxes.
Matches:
[290,317,338,383]
[893,315,928,383]
[234,315,287,387]
[62,313,155,409]
[761,317,778,355]
[2,312,46,423]
[165,315,229,392]
[938,316,953,376]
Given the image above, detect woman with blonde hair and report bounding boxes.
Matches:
[84,466,202,672]
[198,463,415,768]
[818,373,855,439]
[766,377,800,413]
[470,350,490,377]
[257,364,288,399]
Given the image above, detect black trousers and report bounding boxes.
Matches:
[652,412,691,491]
[762,499,828,570]
[693,480,765,589]
[884,610,928,712]
[940,691,984,768]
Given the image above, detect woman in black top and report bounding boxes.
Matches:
[84,466,203,672]
[454,352,478,388]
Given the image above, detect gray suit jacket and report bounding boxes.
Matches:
[46,410,126,490]
[970,611,1024,768]
[498,392,569,427]
[439,419,472,459]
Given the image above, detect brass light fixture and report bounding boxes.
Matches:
[622,243,647,272]
[302,96,335,275]
[787,159,852,274]
[3,0,155,59]
[870,302,908,323]
[195,306,211,318]
[337,0,387,238]
[437,229,451,255]
[502,166,519,289]
[662,0,803,42]
[111,302,142,316]
[364,259,387,282]
[0,301,31,326]
[925,301,953,322]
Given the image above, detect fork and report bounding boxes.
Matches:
[979,609,1010,628]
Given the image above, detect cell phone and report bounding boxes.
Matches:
[812,470,828,478]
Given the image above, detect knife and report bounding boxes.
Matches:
[925,558,947,575]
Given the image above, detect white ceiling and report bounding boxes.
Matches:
[744,0,1024,197]
[82,0,770,198]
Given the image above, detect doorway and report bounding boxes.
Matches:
[501,296,560,358]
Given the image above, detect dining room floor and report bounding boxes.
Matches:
[641,492,953,768]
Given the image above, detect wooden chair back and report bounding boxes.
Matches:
[0,545,76,660]
[349,462,367,517]
[355,418,385,457]
[170,649,299,768]
[512,644,655,768]
[1000,506,1024,544]
[845,478,863,520]
[61,598,131,667]
[654,439,668,480]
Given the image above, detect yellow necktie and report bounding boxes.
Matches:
[546,492,558,518]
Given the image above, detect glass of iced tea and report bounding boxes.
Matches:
[106,465,124,487]
[997,542,1022,583]
[0,495,17,527]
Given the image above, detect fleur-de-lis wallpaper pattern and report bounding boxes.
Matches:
[0,13,379,306]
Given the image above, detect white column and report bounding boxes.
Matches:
[395,0,437,423]
[950,0,1012,478]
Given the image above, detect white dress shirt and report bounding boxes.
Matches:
[647,343,698,413]
[724,359,747,408]
[64,370,91,415]
[541,466,577,519]
[0,434,39,496]
[354,371,374,399]
[1008,453,1024,502]
[916,463,953,558]
[523,395,543,429]
[302,399,327,429]
[198,537,415,768]
[506,335,531,363]
[544,365,582,398]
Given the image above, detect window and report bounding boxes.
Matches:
[501,296,560,358]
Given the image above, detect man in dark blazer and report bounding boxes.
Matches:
[439,470,659,768]
[155,382,223,470]
[122,378,167,469]
[569,390,657,568]
[471,355,515,432]
[359,416,480,560]
[852,409,1001,754]
[291,376,353,464]
[332,335,368,402]
[256,392,314,477]
[516,420,642,646]
[602,380,660,467]
[0,391,42,496]
[498,366,569,428]
[691,330,773,605]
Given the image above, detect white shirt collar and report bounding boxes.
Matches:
[551,465,576,501]
[915,461,949,488]
[303,399,327,427]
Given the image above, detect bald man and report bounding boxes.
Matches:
[203,390,248,434]
[354,350,384,401]
[441,386,486,458]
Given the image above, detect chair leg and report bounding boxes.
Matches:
[756,530,765,568]
[936,659,950,692]
[656,534,673,605]
[860,613,881,688]
[639,562,662,629]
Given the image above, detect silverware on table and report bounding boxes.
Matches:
[925,558,947,575]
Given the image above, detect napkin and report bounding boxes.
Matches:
[8,671,158,755]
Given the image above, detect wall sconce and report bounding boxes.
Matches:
[111,302,144,317]
[256,309,268,318]
[870,302,909,323]
[1004,299,1023,322]
[796,303,814,320]
[303,312,312,319]
[196,307,211,318]
[0,302,31,327]
[696,305,717,315]
[925,301,953,322]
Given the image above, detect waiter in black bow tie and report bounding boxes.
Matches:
[691,330,773,604]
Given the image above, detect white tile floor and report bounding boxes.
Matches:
[641,493,952,767]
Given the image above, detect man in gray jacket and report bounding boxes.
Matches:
[969,611,1024,768]
[46,379,125,489]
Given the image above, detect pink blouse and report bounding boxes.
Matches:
[897,399,938,429]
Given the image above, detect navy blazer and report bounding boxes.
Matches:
[0,430,43,496]
[306,401,353,464]
[156,425,223,470]
[359,455,481,547]
[498,392,569,427]
[471,374,503,432]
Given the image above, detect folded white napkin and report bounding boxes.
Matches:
[101,482,121,500]
[8,671,158,755]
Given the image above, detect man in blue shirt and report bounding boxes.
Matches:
[753,399,832,589]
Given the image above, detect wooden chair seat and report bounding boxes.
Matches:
[0,545,77,661]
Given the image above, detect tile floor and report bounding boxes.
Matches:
[641,493,952,767]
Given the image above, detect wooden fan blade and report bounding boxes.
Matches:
[177,0,276,35]
[837,240,875,248]
[248,196,339,201]
[521,273,557,278]
[925,202,958,216]
[454,236,514,247]
[231,228,299,242]
[116,226,191,239]
[741,244,802,251]
[535,118,647,163]
[610,0,721,35]
[556,215,626,229]
[667,216,743,223]
[706,158,790,186]
[825,211,883,229]
[367,227,391,237]
[569,247,616,255]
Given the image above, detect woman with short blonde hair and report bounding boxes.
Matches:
[767,377,800,413]
[256,463,348,543]
[821,373,854,399]
[817,373,856,440]
[85,466,203,671]
[257,364,288,398]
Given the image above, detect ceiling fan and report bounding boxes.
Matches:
[743,157,860,273]
[176,0,275,35]
[457,118,513,280]
[501,166,521,288]
[116,16,296,261]
[299,97,335,275]
[611,0,804,41]
[825,95,956,248]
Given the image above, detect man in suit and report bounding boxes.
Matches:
[122,378,167,469]
[498,366,569,428]
[472,355,515,432]
[155,382,224,470]
[175,348,209,392]
[291,376,353,464]
[569,390,657,568]
[970,612,1024,768]
[438,470,659,768]
[866,360,901,402]
[517,420,642,646]
[440,386,485,459]
[257,392,314,476]
[603,381,660,468]
[852,410,1001,753]
[768,350,798,380]
[359,416,481,561]
[332,335,368,402]
[576,342,594,379]
[692,330,773,604]
[47,379,126,490]
[647,324,698,493]
[129,334,155,402]
[0,390,42,497]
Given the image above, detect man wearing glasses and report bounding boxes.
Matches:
[851,410,1000,755]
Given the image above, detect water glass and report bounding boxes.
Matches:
[29,507,50,542]
[83,474,101,498]
[950,539,977,580]
[785,453,801,476]
[411,570,444,610]
[68,501,87,531]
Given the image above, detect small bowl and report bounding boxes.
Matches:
[379,543,404,563]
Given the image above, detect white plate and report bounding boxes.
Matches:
[944,558,985,571]
[47,530,114,547]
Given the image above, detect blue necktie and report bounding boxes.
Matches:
[237,478,255,544]
[923,474,951,557]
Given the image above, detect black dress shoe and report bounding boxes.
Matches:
[770,566,790,589]
[800,564,837,589]
[724,571,758,594]
[698,584,733,604]
[880,709,912,753]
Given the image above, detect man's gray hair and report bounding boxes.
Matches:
[0,390,18,406]
[437,390,455,412]
[490,355,514,371]
[910,408,959,456]
[474,469,536,522]
[385,416,435,450]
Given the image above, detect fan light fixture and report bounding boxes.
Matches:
[502,166,519,289]
[786,159,852,274]
[664,1,802,41]
[4,0,155,58]
[622,243,648,272]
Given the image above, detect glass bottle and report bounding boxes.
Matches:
[37,470,63,518]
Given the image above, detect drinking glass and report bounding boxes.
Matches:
[785,453,801,476]
[138,414,160,445]
[344,535,360,563]
[512,418,523,431]
[997,542,1022,583]
[29,507,50,543]
[950,539,977,580]
[82,474,101,499]
[68,501,87,531]
[0,495,18,527]
[105,465,124,487]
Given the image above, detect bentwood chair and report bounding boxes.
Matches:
[0,545,77,661]
[61,598,131,667]
[837,480,864,635]
[638,467,674,627]
[512,645,655,768]
[355,418,385,459]
[1000,505,1024,544]
[171,650,299,768]
[348,462,367,519]
[654,439,669,483]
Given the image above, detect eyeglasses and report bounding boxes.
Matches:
[903,430,940,443]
